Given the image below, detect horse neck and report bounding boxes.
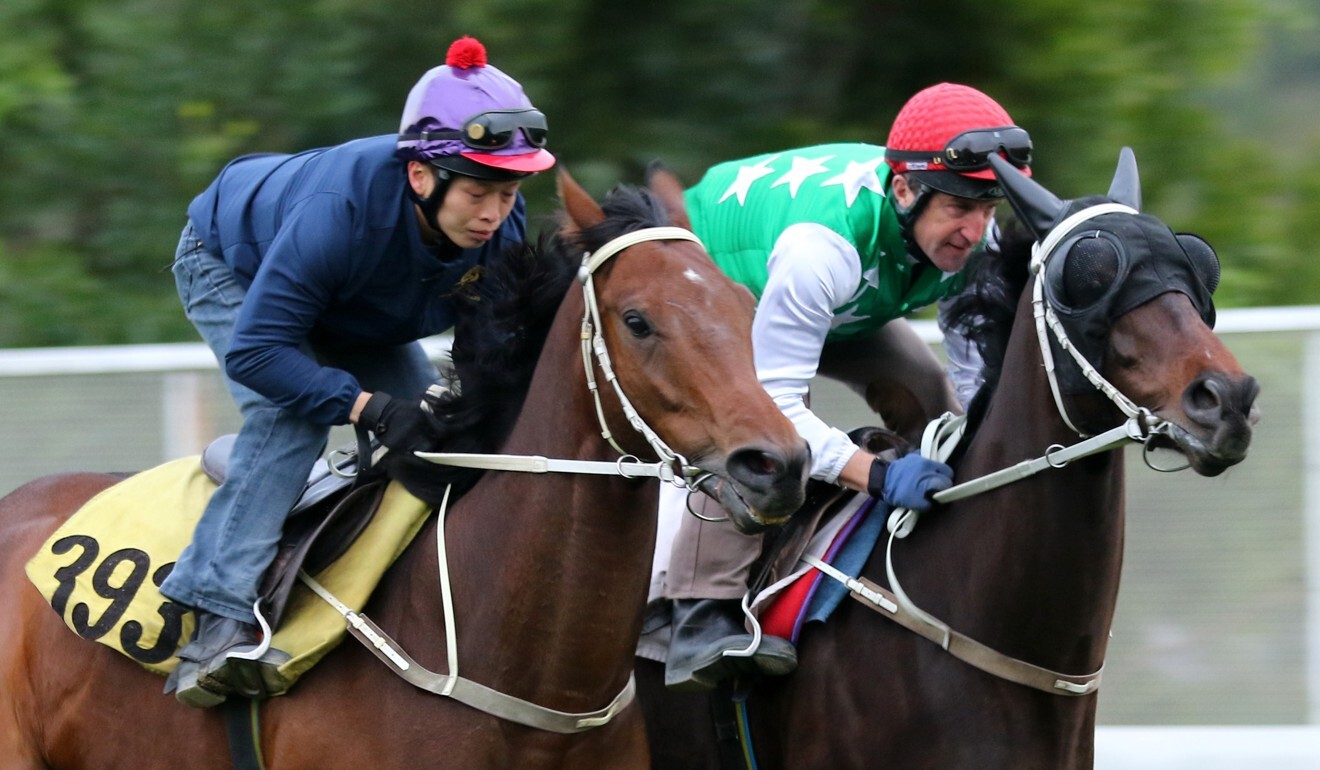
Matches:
[911,284,1125,674]
[391,288,656,711]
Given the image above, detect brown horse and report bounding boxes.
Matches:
[0,171,809,769]
[637,150,1259,769]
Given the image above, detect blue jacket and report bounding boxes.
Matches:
[187,134,526,425]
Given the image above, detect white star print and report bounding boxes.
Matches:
[769,155,835,198]
[718,155,780,205]
[820,157,885,207]
[831,304,873,329]
[843,266,880,305]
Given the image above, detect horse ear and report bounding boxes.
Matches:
[645,161,693,230]
[557,168,605,232]
[1106,147,1142,211]
[990,153,1066,241]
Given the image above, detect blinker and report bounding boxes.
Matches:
[996,148,1221,398]
[1041,208,1219,394]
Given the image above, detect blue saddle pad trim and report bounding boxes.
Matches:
[802,497,887,627]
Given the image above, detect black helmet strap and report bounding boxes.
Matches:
[889,175,935,266]
[408,165,456,249]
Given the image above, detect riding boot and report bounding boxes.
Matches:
[663,598,797,693]
[166,611,289,708]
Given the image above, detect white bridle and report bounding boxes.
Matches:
[417,226,708,489]
[887,202,1183,541]
[576,226,705,483]
[1029,202,1172,440]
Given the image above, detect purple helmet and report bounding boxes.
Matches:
[396,36,555,178]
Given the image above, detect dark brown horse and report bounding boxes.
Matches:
[638,150,1259,769]
[0,171,809,769]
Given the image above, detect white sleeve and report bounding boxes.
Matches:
[938,297,985,409]
[938,217,997,408]
[755,222,863,482]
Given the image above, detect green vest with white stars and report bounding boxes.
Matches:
[683,143,969,340]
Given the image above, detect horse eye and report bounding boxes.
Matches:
[1177,233,1221,294]
[623,310,653,338]
[1059,236,1121,308]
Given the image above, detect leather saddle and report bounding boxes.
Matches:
[199,434,388,630]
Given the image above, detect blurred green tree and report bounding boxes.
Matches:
[0,0,1315,346]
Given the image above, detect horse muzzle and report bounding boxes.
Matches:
[696,443,810,534]
[1158,372,1260,476]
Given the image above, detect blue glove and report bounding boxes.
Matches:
[868,453,953,511]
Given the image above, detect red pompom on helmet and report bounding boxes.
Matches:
[884,83,1031,200]
[445,36,487,69]
[396,35,554,180]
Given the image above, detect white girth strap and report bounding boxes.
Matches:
[300,484,637,733]
[854,409,1146,695]
[822,564,1104,696]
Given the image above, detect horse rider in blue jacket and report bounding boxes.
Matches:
[160,36,555,708]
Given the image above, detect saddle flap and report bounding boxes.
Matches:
[258,478,389,630]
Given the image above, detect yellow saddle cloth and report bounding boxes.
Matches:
[24,455,432,690]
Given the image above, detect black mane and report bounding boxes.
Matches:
[942,218,1035,422]
[382,184,675,505]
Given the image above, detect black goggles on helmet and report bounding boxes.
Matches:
[887,126,1032,172]
[401,108,548,151]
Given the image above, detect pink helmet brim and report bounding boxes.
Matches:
[958,162,1031,181]
[461,148,556,174]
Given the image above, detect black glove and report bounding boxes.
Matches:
[867,452,954,511]
[357,392,430,451]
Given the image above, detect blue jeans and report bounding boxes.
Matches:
[159,221,438,622]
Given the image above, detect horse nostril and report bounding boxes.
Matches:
[729,448,784,480]
[1183,373,1259,427]
[1189,379,1221,412]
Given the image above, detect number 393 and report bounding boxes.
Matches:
[47,534,189,664]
